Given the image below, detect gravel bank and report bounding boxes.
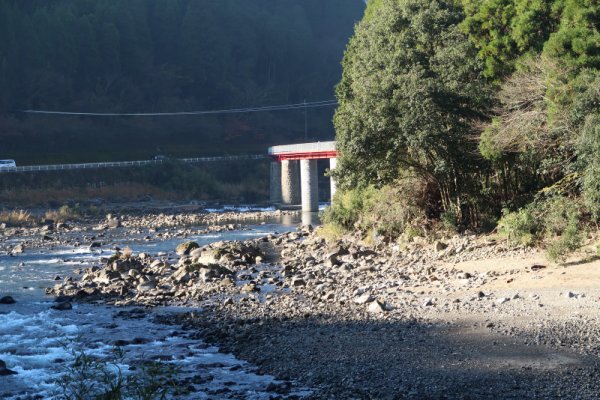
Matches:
[43,218,600,399]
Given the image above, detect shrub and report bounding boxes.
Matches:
[0,209,35,227]
[323,182,425,241]
[498,196,583,261]
[57,346,179,400]
[322,186,377,231]
[497,206,540,246]
[542,196,583,262]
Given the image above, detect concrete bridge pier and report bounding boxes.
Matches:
[329,157,337,201]
[281,160,300,205]
[268,141,337,210]
[300,159,319,212]
[270,161,282,204]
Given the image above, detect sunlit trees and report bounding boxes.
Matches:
[334,0,491,222]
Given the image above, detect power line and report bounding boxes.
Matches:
[20,99,338,117]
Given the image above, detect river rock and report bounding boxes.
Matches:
[176,241,200,256]
[52,302,73,311]
[0,360,17,376]
[94,269,121,285]
[367,300,388,314]
[292,278,306,287]
[354,293,374,304]
[199,264,233,282]
[434,241,448,251]
[0,296,16,304]
[11,244,24,254]
[137,281,157,292]
[195,249,221,265]
[172,266,192,284]
[107,217,122,229]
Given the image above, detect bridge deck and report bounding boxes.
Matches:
[268,141,336,161]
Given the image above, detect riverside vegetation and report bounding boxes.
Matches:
[328,0,600,263]
[0,159,270,207]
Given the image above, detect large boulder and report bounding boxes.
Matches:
[176,241,200,256]
[0,296,16,305]
[51,302,73,311]
[194,249,221,265]
[197,264,233,282]
[94,269,121,285]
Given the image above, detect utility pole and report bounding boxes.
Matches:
[304,99,308,142]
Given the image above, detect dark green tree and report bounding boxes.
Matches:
[334,0,491,221]
[544,0,600,69]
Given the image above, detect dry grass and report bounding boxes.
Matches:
[0,209,35,227]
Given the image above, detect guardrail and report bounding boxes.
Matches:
[0,154,268,174]
[268,141,336,155]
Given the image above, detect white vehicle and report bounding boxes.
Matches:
[0,160,16,169]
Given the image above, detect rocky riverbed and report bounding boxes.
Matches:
[41,212,600,399]
[0,206,313,399]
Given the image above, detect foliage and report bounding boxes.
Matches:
[322,186,378,231]
[580,116,600,220]
[498,196,583,261]
[334,0,491,223]
[460,0,558,79]
[316,222,346,243]
[363,0,386,21]
[44,203,99,222]
[57,346,179,400]
[544,0,600,69]
[0,159,270,207]
[497,206,540,246]
[543,197,583,262]
[331,0,600,255]
[461,0,600,80]
[323,181,425,240]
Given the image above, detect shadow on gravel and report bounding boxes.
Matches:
[197,314,600,399]
[562,255,600,267]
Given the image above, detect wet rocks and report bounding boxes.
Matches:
[48,237,266,307]
[11,244,24,255]
[51,301,72,311]
[0,360,17,376]
[0,296,16,304]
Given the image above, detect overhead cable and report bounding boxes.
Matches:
[20,99,339,117]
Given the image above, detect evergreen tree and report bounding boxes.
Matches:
[334,0,491,220]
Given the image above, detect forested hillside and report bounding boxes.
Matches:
[0,0,364,163]
[328,0,600,261]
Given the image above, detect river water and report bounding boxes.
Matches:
[0,212,318,399]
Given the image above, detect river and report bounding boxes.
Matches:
[0,211,317,399]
